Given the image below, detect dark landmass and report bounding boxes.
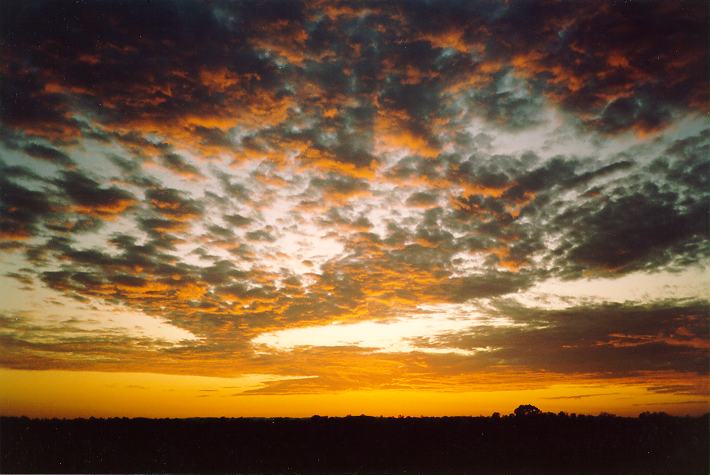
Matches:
[1,411,708,474]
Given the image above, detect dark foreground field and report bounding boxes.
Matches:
[1,412,708,474]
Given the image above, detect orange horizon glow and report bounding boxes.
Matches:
[2,369,708,419]
[1,1,708,420]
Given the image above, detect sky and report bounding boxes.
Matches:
[0,0,708,418]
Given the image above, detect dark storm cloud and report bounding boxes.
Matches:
[523,132,710,277]
[160,153,204,180]
[105,153,160,189]
[593,95,672,135]
[17,225,291,344]
[53,171,135,219]
[144,187,203,221]
[385,154,452,187]
[557,187,708,274]
[245,229,276,242]
[0,160,46,183]
[439,129,710,278]
[1,0,297,153]
[33,236,186,305]
[463,75,547,131]
[496,156,634,204]
[137,217,188,239]
[0,61,81,143]
[426,299,709,377]
[493,0,707,134]
[653,129,710,193]
[0,175,54,240]
[192,126,235,148]
[213,171,250,202]
[317,208,372,233]
[566,160,635,188]
[223,213,252,228]
[406,191,439,208]
[446,272,531,302]
[418,0,705,133]
[508,156,579,194]
[43,215,103,235]
[0,0,705,163]
[453,155,514,190]
[22,144,74,167]
[200,260,248,286]
[307,174,370,202]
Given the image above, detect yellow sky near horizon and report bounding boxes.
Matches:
[1,368,707,418]
[1,1,709,419]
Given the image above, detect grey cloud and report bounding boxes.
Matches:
[23,143,74,167]
[427,299,709,378]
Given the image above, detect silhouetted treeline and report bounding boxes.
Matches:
[1,411,707,474]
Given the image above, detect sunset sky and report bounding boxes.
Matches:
[1,0,708,418]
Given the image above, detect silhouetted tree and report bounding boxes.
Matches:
[514,404,541,417]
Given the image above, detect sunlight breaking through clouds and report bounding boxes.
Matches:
[252,303,520,355]
[509,266,710,310]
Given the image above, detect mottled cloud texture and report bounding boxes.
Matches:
[1,1,708,401]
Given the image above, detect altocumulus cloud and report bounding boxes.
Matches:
[0,0,707,399]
